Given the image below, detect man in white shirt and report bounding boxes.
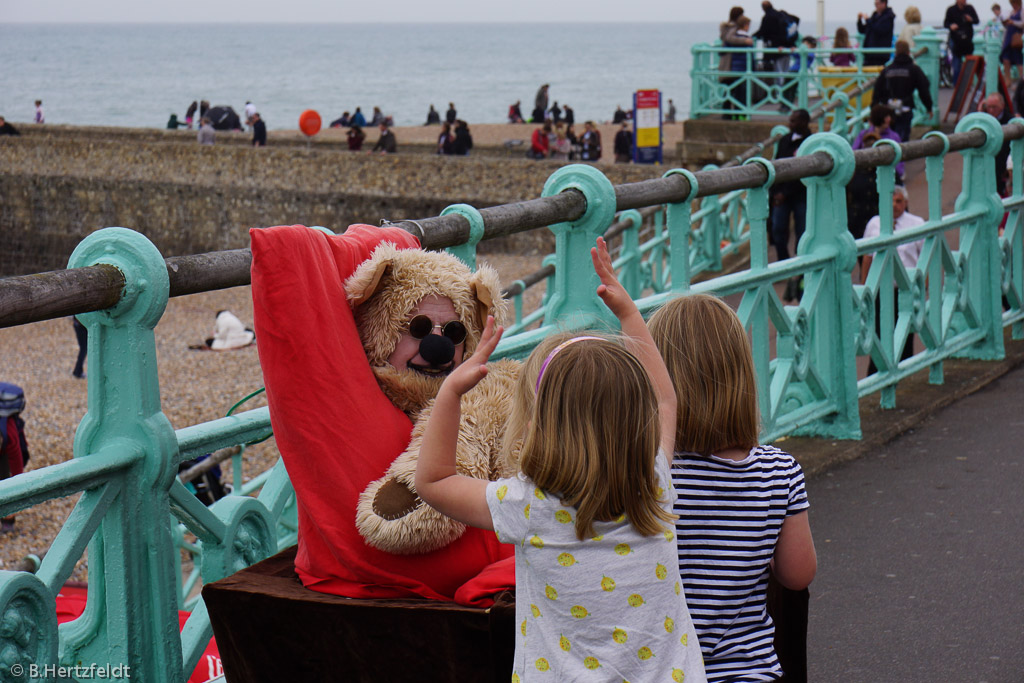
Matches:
[244,101,257,129]
[862,185,925,368]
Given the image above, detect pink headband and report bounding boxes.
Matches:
[535,336,605,392]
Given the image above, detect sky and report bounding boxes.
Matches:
[2,0,969,25]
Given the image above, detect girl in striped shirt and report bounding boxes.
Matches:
[649,294,817,682]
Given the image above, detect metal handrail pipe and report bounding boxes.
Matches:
[3,122,1022,329]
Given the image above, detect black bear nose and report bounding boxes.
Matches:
[419,334,455,366]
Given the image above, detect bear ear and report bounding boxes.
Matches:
[469,266,504,329]
[347,258,393,307]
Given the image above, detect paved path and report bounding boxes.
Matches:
[805,364,1024,681]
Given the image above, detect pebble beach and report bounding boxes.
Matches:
[0,251,546,579]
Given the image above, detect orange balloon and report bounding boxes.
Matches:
[299,110,322,137]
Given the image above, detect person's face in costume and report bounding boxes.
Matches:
[388,295,466,374]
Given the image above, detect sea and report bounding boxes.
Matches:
[0,21,845,132]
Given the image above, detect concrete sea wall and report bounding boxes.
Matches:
[0,126,665,276]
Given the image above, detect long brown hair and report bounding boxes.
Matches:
[506,333,675,540]
[649,294,760,456]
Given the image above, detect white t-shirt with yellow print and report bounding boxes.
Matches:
[485,456,707,683]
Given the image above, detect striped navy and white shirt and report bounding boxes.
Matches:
[672,445,809,682]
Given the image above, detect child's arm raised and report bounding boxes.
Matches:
[591,237,677,462]
[415,317,503,531]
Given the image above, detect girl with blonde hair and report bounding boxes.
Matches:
[899,6,924,49]
[417,238,706,682]
[649,293,816,682]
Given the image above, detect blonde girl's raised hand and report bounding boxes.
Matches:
[590,237,677,461]
[414,316,502,531]
[442,315,503,397]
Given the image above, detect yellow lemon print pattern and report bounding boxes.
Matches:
[663,529,675,542]
[570,605,589,619]
[600,576,616,592]
[612,628,628,644]
[664,616,675,633]
[672,668,686,682]
[680,633,688,646]
[544,584,558,600]
[637,646,654,660]
[614,543,632,556]
[530,535,544,549]
[533,487,546,500]
[674,581,681,596]
[531,604,542,618]
[555,510,572,524]
[583,656,601,670]
[496,484,508,501]
[559,635,571,652]
[591,534,604,542]
[535,658,550,671]
[556,552,578,567]
[521,619,527,636]
[627,593,645,607]
[511,674,521,683]
[524,504,531,519]
[655,563,668,580]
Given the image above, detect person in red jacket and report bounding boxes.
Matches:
[1,415,25,532]
[530,122,551,159]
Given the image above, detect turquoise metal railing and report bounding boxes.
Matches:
[1,112,1022,681]
[690,27,948,126]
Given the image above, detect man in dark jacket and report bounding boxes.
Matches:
[613,122,633,163]
[0,116,20,136]
[771,109,813,301]
[872,40,934,143]
[251,113,267,147]
[754,1,799,76]
[857,0,896,66]
[372,122,397,154]
[945,0,980,84]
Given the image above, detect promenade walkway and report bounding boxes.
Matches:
[804,359,1024,681]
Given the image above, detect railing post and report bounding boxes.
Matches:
[541,164,618,328]
[828,92,851,137]
[792,133,862,439]
[690,43,708,119]
[953,113,1007,360]
[915,27,942,127]
[1006,118,1024,340]
[442,203,485,269]
[796,42,810,111]
[663,168,700,292]
[61,228,182,681]
[739,157,776,430]
[615,209,645,298]
[984,34,1001,96]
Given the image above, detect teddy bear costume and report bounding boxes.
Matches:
[249,223,515,604]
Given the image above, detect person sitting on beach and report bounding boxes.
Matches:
[437,122,455,155]
[372,121,397,154]
[347,124,365,151]
[0,116,21,136]
[351,107,367,127]
[446,102,458,125]
[197,117,215,145]
[453,120,473,156]
[529,121,551,159]
[508,100,524,123]
[330,111,351,128]
[192,310,256,351]
[425,104,441,125]
[370,106,384,127]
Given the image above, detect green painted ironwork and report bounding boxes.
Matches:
[0,115,1022,680]
[688,29,949,126]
